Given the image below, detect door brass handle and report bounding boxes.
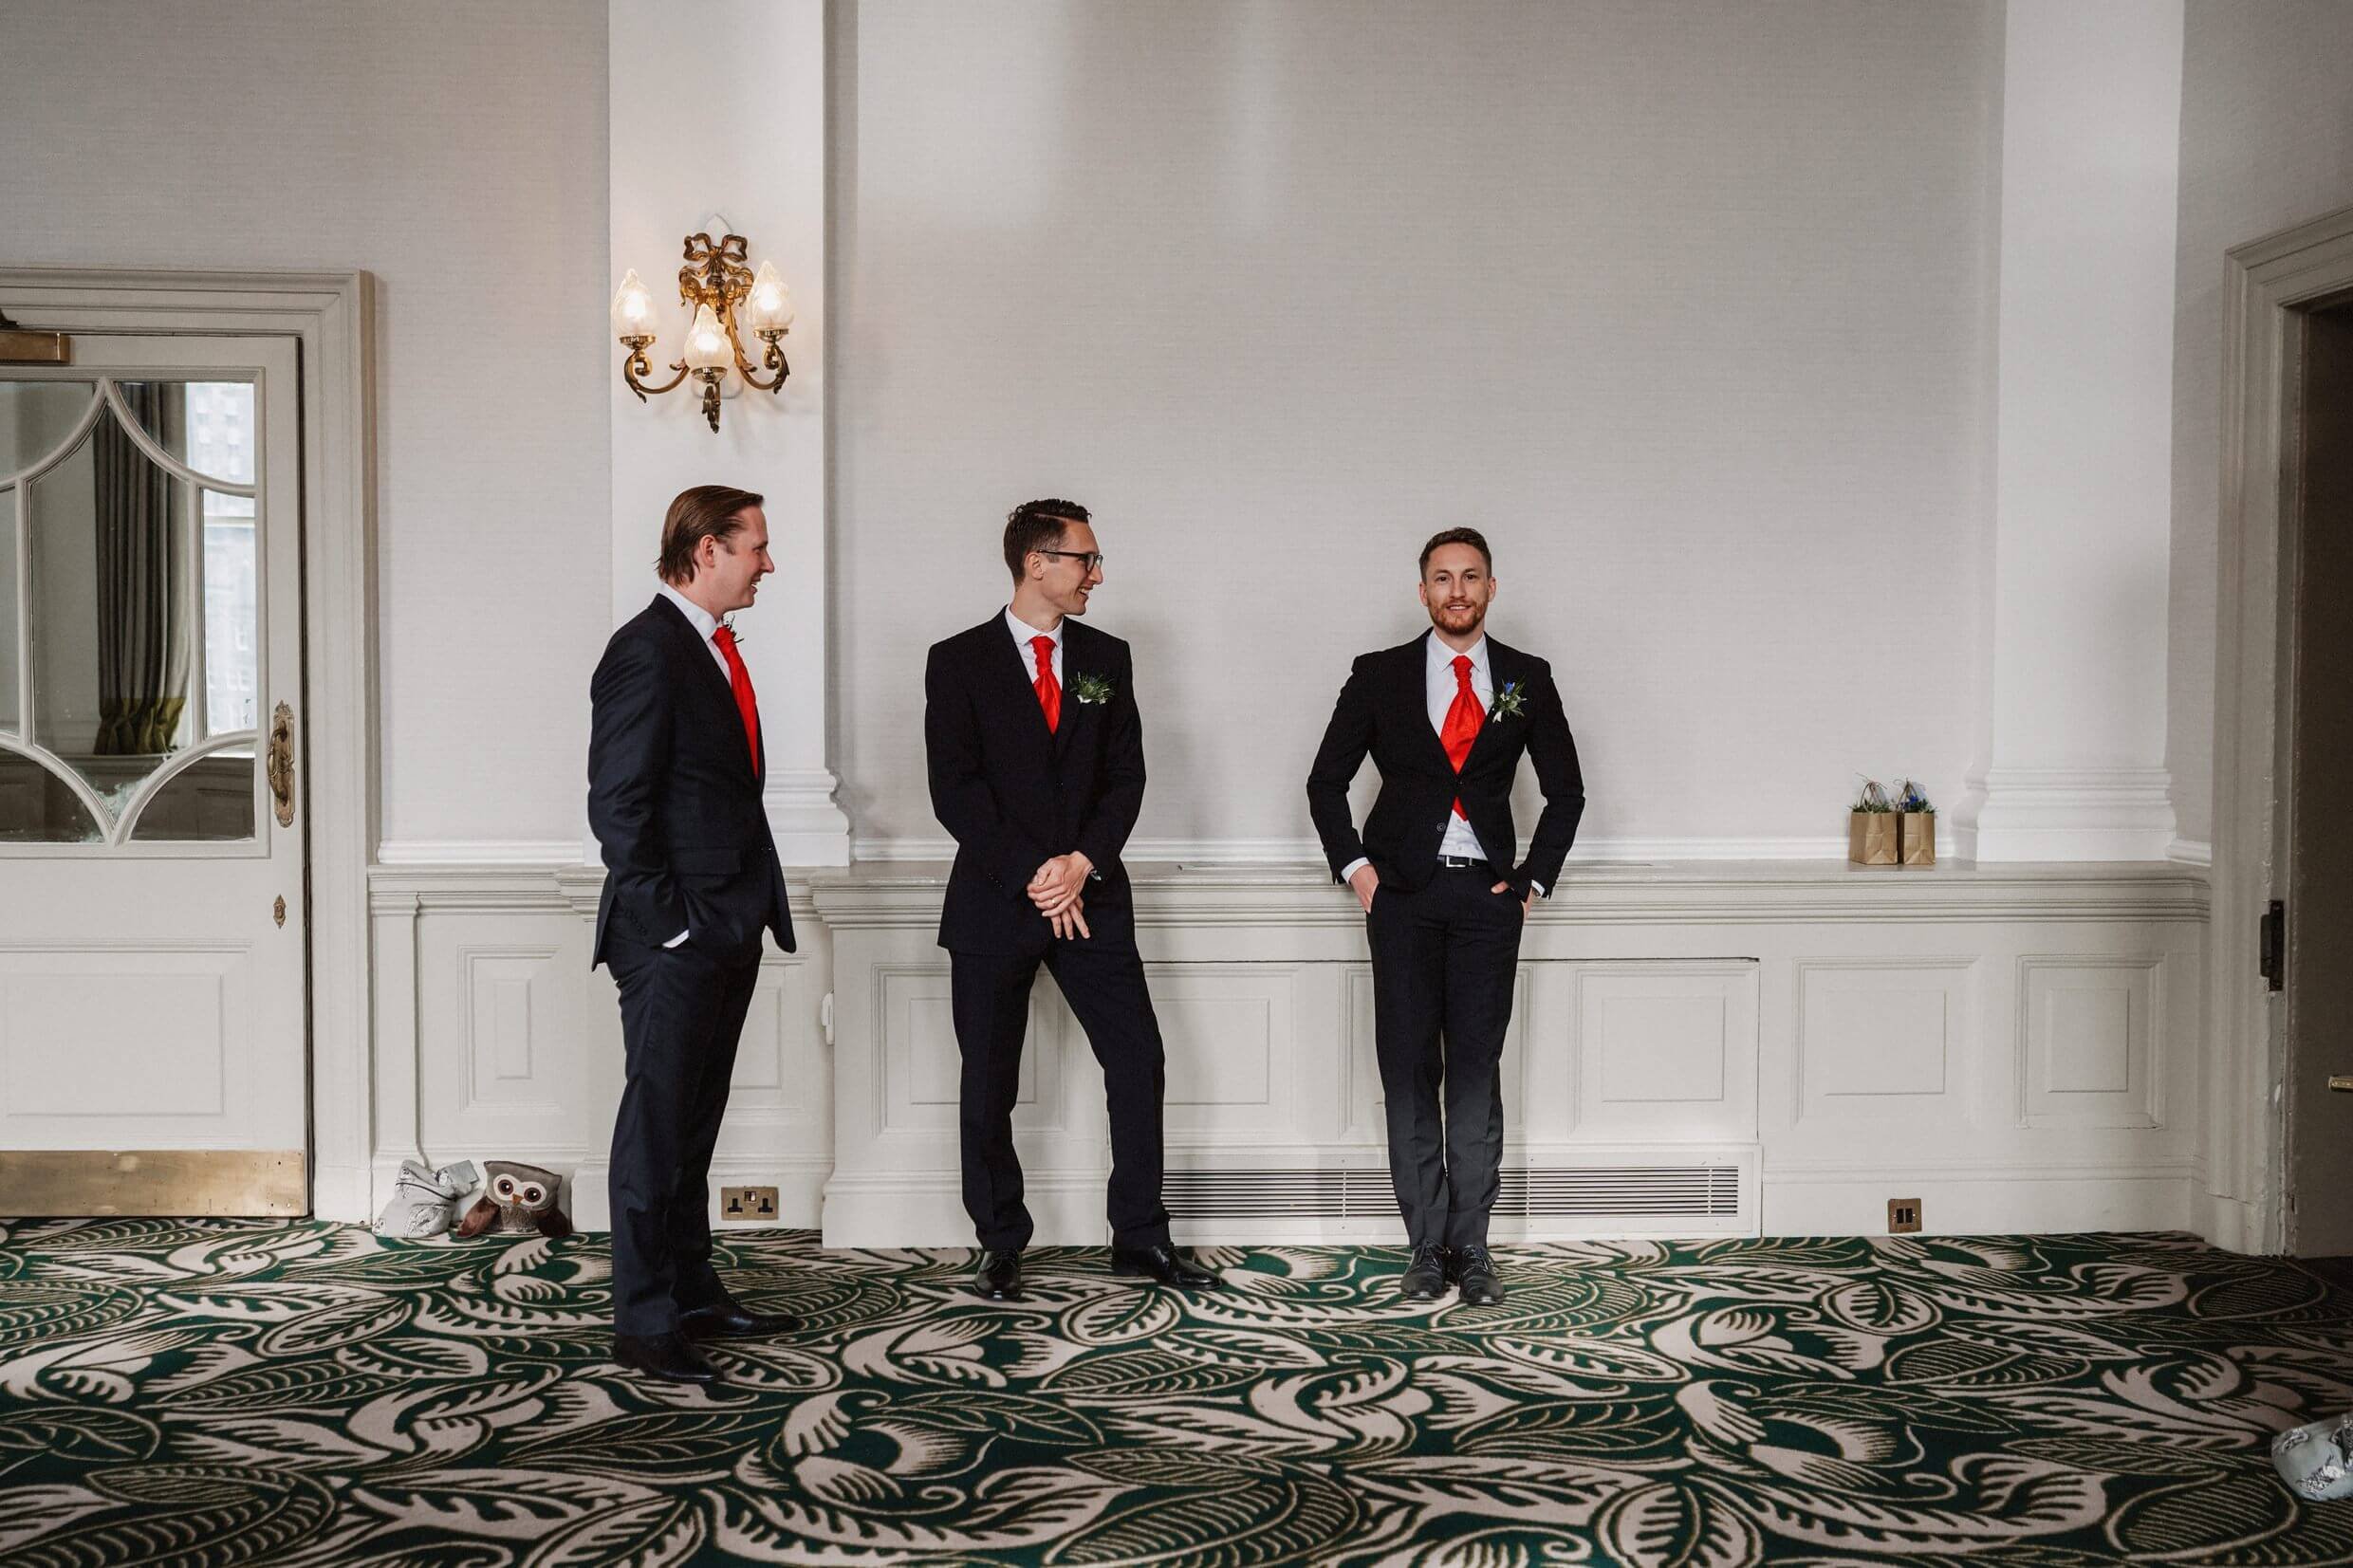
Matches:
[2329,1077,2353,1094]
[267,702,296,827]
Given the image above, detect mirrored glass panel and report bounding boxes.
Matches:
[115,380,255,487]
[201,489,258,735]
[0,748,102,843]
[0,380,98,478]
[0,481,17,734]
[127,748,255,841]
[28,402,201,811]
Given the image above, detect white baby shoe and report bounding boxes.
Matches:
[373,1158,481,1239]
[2274,1411,2353,1502]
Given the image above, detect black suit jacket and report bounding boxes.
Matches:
[924,615,1145,954]
[587,595,795,967]
[1306,631,1584,896]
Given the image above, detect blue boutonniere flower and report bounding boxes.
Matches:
[1488,680,1527,722]
[1071,672,1117,706]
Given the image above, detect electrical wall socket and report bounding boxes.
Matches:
[720,1185,779,1222]
[1887,1197,1922,1234]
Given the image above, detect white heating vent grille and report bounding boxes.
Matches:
[1165,1165,1741,1220]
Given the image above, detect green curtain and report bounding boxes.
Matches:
[92,385,189,756]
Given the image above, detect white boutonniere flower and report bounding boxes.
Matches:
[1071,672,1117,706]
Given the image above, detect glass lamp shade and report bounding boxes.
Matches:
[745,260,795,333]
[609,269,659,341]
[681,303,732,372]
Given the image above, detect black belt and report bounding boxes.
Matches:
[1436,855,1491,872]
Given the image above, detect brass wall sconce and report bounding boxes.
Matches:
[611,231,793,433]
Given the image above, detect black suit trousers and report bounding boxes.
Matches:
[1367,866,1525,1249]
[604,931,762,1335]
[952,942,1172,1252]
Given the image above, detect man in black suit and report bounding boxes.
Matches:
[1306,528,1584,1305]
[588,484,803,1384]
[924,498,1219,1301]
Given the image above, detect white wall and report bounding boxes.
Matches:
[0,0,611,850]
[2168,0,2353,850]
[834,0,2004,858]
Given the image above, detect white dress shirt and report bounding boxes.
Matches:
[1343,631,1544,897]
[1006,604,1064,685]
[655,581,733,947]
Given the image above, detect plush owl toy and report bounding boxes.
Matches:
[455,1160,573,1240]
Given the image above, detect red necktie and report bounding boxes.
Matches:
[712,624,761,773]
[1439,654,1481,819]
[1031,635,1062,732]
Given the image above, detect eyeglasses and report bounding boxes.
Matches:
[1037,549,1106,572]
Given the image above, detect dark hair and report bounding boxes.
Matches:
[1003,497,1091,582]
[1418,526,1492,576]
[658,485,764,584]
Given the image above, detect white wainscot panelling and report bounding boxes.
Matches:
[1572,963,1759,1143]
[1795,959,1974,1130]
[463,947,563,1115]
[2018,956,2161,1129]
[710,952,829,1185]
[417,913,593,1160]
[366,861,2214,1246]
[881,965,1056,1132]
[0,946,250,1142]
[1157,966,1289,1136]
[374,870,834,1231]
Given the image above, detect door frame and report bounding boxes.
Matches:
[0,267,376,1220]
[2210,207,2353,1252]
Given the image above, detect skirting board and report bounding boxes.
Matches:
[824,1169,2190,1247]
[1761,1168,2199,1236]
[568,1155,832,1233]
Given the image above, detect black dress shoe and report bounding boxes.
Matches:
[1452,1245,1507,1307]
[1110,1242,1222,1289]
[1398,1242,1448,1301]
[678,1292,802,1339]
[613,1330,723,1384]
[971,1248,1024,1301]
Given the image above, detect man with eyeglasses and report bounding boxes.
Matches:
[922,498,1219,1301]
[1306,527,1584,1306]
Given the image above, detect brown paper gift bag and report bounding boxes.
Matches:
[1899,811,1936,865]
[1849,811,1899,865]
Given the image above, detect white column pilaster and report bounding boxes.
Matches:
[602,0,847,867]
[1959,0,2183,861]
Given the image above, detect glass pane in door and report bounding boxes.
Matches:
[127,747,255,841]
[201,489,258,735]
[28,400,203,814]
[0,380,97,477]
[113,380,256,487]
[0,483,17,734]
[0,747,102,842]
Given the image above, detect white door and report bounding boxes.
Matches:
[0,334,307,1214]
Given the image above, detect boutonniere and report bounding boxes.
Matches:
[1488,680,1527,722]
[1070,672,1117,706]
[718,615,746,648]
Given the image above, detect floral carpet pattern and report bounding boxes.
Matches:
[0,1222,2350,1566]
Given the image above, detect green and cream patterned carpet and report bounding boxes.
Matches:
[1,1221,2350,1566]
